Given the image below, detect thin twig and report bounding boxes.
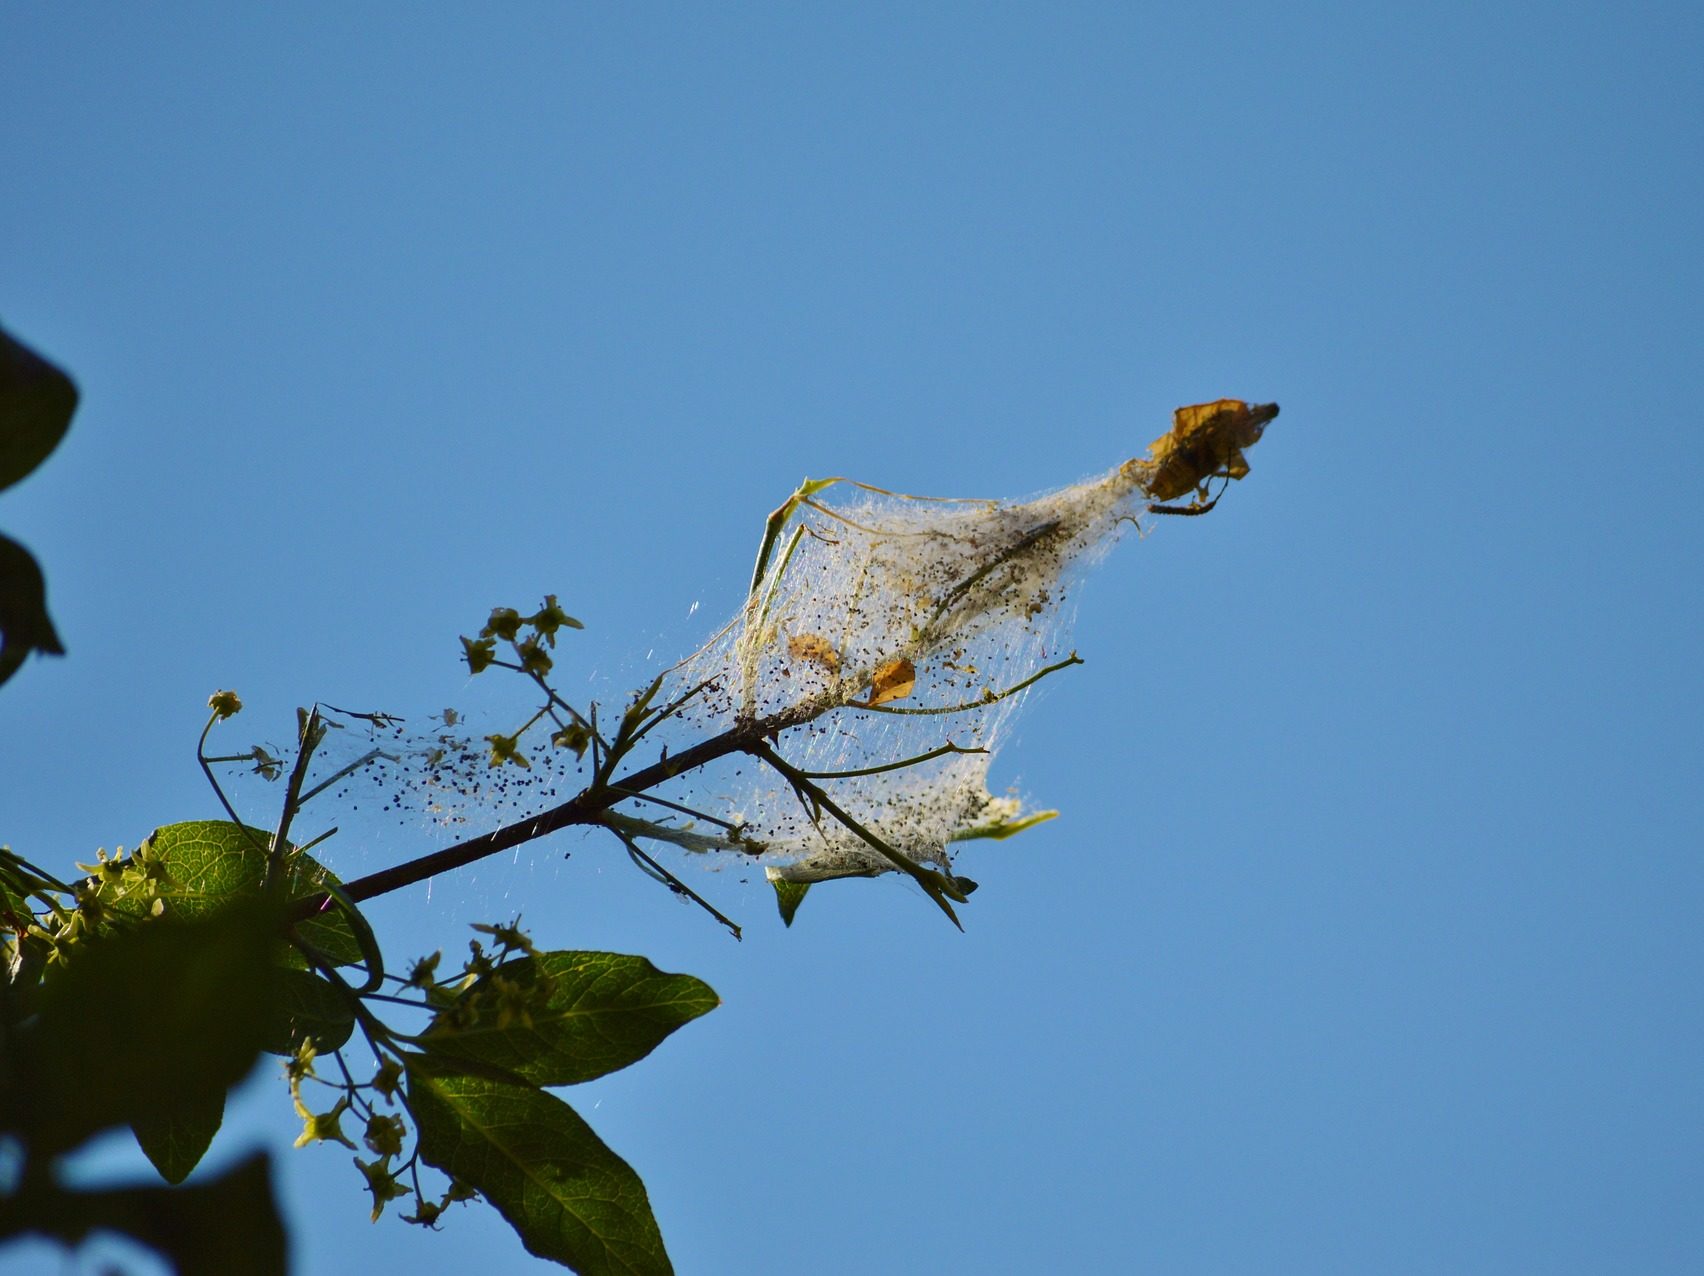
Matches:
[600,811,747,855]
[294,827,338,858]
[267,707,323,894]
[0,849,76,895]
[857,653,1084,716]
[606,785,740,831]
[197,713,274,861]
[795,741,987,780]
[296,748,401,808]
[628,676,715,746]
[605,823,742,941]
[925,519,1062,631]
[749,741,966,928]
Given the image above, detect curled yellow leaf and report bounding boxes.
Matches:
[864,656,916,707]
[1143,399,1279,502]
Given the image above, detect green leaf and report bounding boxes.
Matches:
[262,967,356,1056]
[0,327,77,494]
[3,900,281,1155]
[104,820,362,966]
[0,532,65,689]
[420,951,717,1086]
[406,1051,673,1276]
[132,1088,226,1185]
[950,808,1059,842]
[769,877,810,927]
[0,1150,285,1276]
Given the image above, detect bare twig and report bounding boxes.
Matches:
[857,653,1084,716]
[605,821,743,941]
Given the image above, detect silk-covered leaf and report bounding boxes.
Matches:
[100,820,361,966]
[132,1088,226,1185]
[864,656,916,707]
[406,1051,673,1276]
[769,876,810,927]
[950,808,1060,842]
[4,900,280,1155]
[420,951,717,1086]
[786,632,840,672]
[0,327,77,494]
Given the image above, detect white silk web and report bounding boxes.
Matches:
[652,459,1155,882]
[212,400,1275,917]
[225,461,1154,891]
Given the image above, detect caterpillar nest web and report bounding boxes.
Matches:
[232,400,1276,918]
[662,398,1278,885]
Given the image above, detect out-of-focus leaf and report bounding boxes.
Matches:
[101,820,362,966]
[3,900,280,1155]
[0,533,64,689]
[420,951,716,1086]
[769,876,810,927]
[0,1150,284,1276]
[0,327,77,494]
[0,857,37,931]
[132,1088,225,1185]
[406,1051,673,1276]
[262,967,355,1056]
[2,934,49,1038]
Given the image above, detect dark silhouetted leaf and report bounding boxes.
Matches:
[0,533,63,688]
[0,327,77,494]
[4,900,280,1154]
[262,967,355,1056]
[0,1150,284,1276]
[406,1051,672,1276]
[132,1089,225,1185]
[420,951,716,1086]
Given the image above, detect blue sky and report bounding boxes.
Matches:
[3,3,1701,1273]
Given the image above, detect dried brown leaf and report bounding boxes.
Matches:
[1144,399,1279,502]
[787,633,841,672]
[864,656,916,707]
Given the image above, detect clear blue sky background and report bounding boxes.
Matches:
[4,4,1701,1273]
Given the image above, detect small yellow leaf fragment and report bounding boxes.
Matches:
[864,656,916,707]
[1143,398,1279,502]
[787,633,841,672]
